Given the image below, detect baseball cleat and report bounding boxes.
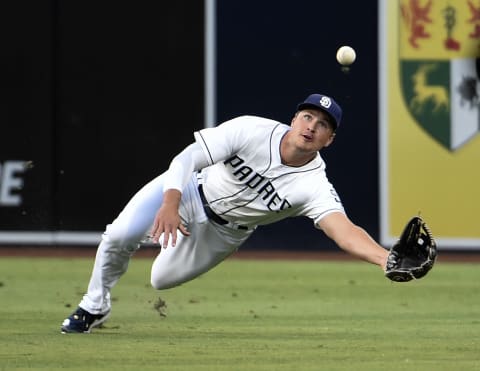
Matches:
[61,307,110,334]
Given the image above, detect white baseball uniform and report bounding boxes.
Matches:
[79,115,345,315]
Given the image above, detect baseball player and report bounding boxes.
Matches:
[61,93,389,334]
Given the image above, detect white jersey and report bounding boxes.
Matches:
[194,115,345,229]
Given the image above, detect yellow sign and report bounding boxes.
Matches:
[380,0,480,249]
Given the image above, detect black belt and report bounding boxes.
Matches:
[198,184,248,230]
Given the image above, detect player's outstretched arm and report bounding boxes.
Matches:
[317,212,388,270]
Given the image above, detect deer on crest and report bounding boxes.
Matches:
[410,64,449,113]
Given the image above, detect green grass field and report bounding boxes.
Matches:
[0,255,479,370]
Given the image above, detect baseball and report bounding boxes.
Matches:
[336,46,356,66]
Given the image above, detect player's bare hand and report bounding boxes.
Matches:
[150,189,190,247]
[151,206,190,247]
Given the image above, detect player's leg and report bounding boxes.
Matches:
[150,219,253,290]
[150,177,253,289]
[61,173,167,333]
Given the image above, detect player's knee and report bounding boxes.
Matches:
[102,225,127,245]
[102,223,143,247]
[150,266,194,290]
[150,274,177,290]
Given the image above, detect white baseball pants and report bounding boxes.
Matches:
[78,173,253,315]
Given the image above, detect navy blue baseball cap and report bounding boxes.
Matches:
[297,93,342,129]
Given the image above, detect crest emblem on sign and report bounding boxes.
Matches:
[399,0,480,151]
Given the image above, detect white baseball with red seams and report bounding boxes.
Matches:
[336,46,356,66]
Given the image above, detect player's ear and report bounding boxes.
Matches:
[324,132,336,147]
[291,112,299,126]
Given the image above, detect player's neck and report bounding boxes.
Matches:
[281,153,316,167]
[280,137,316,167]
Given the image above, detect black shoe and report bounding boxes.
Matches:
[61,307,110,334]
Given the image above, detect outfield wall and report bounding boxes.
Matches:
[1,1,477,251]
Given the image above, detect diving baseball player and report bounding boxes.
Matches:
[61,93,389,333]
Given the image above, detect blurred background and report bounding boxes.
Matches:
[0,1,407,251]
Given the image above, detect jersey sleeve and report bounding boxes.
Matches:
[194,116,262,165]
[303,181,346,228]
[162,142,210,192]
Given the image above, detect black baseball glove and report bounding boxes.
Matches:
[385,216,437,282]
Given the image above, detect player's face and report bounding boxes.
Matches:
[290,109,336,151]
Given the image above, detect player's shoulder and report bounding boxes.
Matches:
[223,115,289,133]
[225,115,280,126]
